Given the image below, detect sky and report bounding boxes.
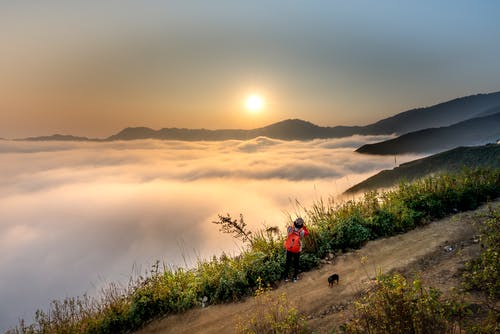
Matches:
[1,1,500,138]
[0,135,422,330]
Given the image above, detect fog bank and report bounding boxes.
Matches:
[0,136,421,330]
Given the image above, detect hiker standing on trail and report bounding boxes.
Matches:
[283,217,309,282]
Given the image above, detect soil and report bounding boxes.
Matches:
[136,201,498,334]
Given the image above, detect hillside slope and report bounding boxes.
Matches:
[361,91,500,135]
[345,144,500,194]
[356,112,500,155]
[136,201,498,334]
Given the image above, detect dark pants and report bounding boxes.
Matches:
[284,250,300,279]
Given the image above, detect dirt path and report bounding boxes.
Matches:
[137,201,497,334]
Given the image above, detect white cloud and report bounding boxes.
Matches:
[0,136,421,330]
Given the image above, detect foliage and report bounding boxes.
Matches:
[463,310,500,334]
[341,273,465,334]
[462,205,500,299]
[196,253,250,303]
[9,168,500,334]
[331,214,371,251]
[235,278,309,334]
[212,213,253,246]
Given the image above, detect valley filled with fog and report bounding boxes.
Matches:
[0,136,422,329]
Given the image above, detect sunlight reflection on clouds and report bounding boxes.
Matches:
[0,136,420,329]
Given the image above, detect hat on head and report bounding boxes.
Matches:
[294,217,304,228]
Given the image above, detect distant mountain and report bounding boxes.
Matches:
[106,119,365,141]
[356,113,500,155]
[106,91,500,141]
[345,144,500,194]
[361,91,500,135]
[13,91,500,142]
[19,134,94,142]
[476,105,500,118]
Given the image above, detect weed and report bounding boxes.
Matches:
[462,205,500,300]
[235,278,309,334]
[342,273,464,334]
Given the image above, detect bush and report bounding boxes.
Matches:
[331,215,371,251]
[235,279,309,334]
[243,250,285,287]
[463,205,500,299]
[342,273,461,334]
[197,254,249,303]
[364,208,396,238]
[298,252,320,271]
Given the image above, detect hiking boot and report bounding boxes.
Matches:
[292,277,298,283]
[284,278,289,282]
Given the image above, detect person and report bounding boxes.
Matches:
[283,217,309,282]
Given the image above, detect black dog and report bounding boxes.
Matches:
[328,274,339,287]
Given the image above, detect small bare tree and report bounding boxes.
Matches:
[212,213,253,246]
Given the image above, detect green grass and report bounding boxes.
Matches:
[345,144,500,194]
[341,273,464,334]
[8,168,500,334]
[462,205,500,300]
[235,278,309,334]
[341,205,500,334]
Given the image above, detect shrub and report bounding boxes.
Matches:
[235,278,309,334]
[364,208,396,238]
[196,254,249,303]
[298,252,320,271]
[130,267,198,321]
[242,250,285,287]
[342,273,461,334]
[462,205,500,299]
[331,215,371,251]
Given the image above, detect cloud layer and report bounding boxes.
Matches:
[0,136,420,330]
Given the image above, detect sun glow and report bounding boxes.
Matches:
[245,94,264,112]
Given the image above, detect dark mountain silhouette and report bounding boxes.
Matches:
[356,112,500,155]
[106,91,500,141]
[20,134,95,142]
[13,91,500,142]
[360,91,500,135]
[106,119,364,141]
[345,144,500,194]
[476,105,500,118]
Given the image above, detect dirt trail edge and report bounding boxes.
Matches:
[137,201,498,334]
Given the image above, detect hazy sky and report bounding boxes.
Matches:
[1,0,500,137]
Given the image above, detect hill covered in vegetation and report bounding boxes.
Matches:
[346,144,500,194]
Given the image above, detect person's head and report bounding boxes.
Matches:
[294,217,304,228]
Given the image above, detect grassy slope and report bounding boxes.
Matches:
[345,144,500,194]
[136,201,499,334]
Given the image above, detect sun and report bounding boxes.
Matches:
[245,94,265,112]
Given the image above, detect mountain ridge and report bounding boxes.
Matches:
[361,91,500,135]
[9,91,500,142]
[356,112,500,155]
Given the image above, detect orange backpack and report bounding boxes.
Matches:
[284,228,302,253]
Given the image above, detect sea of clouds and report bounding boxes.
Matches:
[0,135,422,330]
